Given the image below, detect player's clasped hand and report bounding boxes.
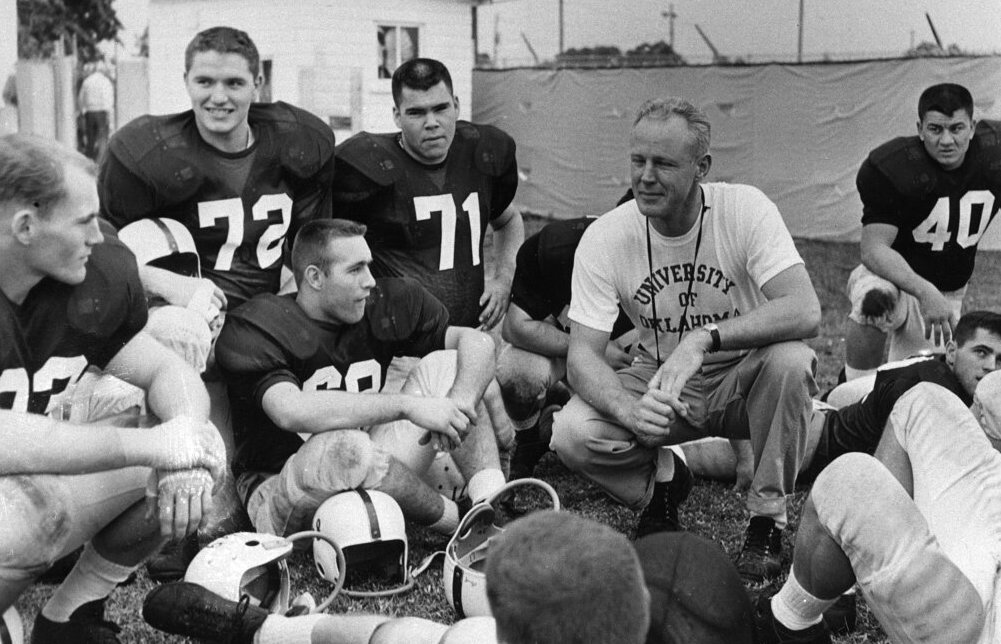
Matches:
[412,396,476,452]
[629,388,681,448]
[145,468,214,539]
[146,416,227,492]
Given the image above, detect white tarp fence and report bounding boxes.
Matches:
[472,56,1001,249]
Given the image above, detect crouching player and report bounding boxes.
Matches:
[0,134,225,642]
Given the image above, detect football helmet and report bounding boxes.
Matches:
[312,489,412,597]
[444,478,561,618]
[118,217,201,278]
[1,606,23,644]
[185,531,345,615]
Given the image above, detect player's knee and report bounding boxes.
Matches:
[859,287,897,319]
[497,376,546,421]
[759,341,815,381]
[145,305,212,372]
[294,430,380,492]
[811,453,892,528]
[0,477,73,576]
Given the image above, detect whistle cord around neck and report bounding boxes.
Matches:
[644,192,709,366]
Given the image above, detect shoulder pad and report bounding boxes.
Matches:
[974,119,1001,170]
[366,278,446,341]
[867,135,938,196]
[227,294,320,361]
[251,102,336,180]
[68,239,144,336]
[336,131,402,187]
[108,113,205,200]
[456,122,516,178]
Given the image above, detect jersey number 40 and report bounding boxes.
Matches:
[414,193,482,271]
[912,190,995,251]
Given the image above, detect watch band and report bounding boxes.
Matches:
[703,324,721,353]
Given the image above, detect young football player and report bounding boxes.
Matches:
[843,83,1001,380]
[98,25,337,576]
[332,57,522,331]
[0,134,225,643]
[755,372,1001,643]
[213,219,506,542]
[552,97,821,582]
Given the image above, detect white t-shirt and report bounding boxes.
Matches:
[78,72,114,113]
[569,182,803,363]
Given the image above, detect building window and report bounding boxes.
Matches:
[378,25,419,78]
[259,59,273,103]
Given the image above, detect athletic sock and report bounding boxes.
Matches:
[41,543,137,622]
[254,613,325,644]
[844,365,876,381]
[771,565,836,631]
[467,469,505,503]
[429,497,460,534]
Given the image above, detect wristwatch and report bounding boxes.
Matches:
[702,323,721,353]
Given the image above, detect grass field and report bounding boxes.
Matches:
[15,217,1001,643]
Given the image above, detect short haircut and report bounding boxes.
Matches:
[291,218,367,285]
[487,511,649,644]
[918,83,974,121]
[634,97,711,159]
[391,57,453,106]
[955,310,1001,346]
[0,134,95,218]
[184,26,260,78]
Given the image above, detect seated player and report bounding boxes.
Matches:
[214,219,506,542]
[0,134,226,642]
[755,372,1001,643]
[99,25,337,574]
[147,511,754,644]
[496,216,638,480]
[843,83,1001,381]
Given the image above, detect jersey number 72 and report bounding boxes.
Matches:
[198,193,294,271]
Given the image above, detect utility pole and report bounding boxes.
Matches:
[797,0,804,63]
[661,4,678,48]
[493,14,500,64]
[558,0,565,55]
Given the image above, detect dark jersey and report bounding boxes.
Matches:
[216,278,449,474]
[100,102,336,307]
[512,217,632,338]
[857,119,1001,291]
[0,237,147,416]
[808,357,969,480]
[332,122,518,327]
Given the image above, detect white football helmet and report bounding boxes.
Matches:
[184,532,293,614]
[1,606,23,644]
[444,478,561,618]
[312,489,412,597]
[118,217,201,278]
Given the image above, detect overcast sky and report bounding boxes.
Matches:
[476,0,1001,66]
[111,0,1001,65]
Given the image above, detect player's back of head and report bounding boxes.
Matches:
[486,510,649,644]
[955,310,1001,346]
[0,134,95,218]
[918,83,973,120]
[635,532,752,644]
[185,26,260,78]
[391,58,453,105]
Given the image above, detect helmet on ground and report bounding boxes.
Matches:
[444,478,561,618]
[184,532,293,614]
[312,489,410,596]
[118,217,201,278]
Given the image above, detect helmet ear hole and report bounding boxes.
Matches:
[184,532,294,615]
